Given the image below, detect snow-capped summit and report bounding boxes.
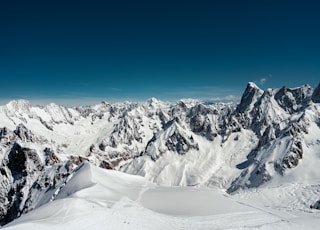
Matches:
[1,82,320,226]
[146,97,160,106]
[274,84,312,113]
[4,99,32,116]
[145,120,199,161]
[237,82,264,112]
[44,102,77,124]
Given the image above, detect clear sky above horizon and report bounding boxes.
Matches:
[0,0,319,106]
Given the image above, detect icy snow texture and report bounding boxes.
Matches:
[3,163,320,230]
[0,82,320,228]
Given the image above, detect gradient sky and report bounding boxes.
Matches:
[0,0,319,106]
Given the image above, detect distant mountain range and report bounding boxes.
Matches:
[1,82,320,225]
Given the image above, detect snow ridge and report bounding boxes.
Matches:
[0,83,320,226]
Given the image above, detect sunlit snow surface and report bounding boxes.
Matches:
[3,163,320,230]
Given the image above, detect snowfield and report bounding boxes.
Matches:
[2,163,320,230]
[1,83,320,229]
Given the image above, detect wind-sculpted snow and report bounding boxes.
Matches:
[3,163,320,230]
[0,82,320,226]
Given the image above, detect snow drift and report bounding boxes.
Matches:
[0,82,320,228]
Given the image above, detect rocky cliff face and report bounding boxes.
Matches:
[0,82,320,225]
[0,126,73,225]
[226,83,316,192]
[312,83,320,103]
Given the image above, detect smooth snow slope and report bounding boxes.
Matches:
[3,163,319,230]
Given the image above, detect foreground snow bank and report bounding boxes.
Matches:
[141,187,249,216]
[3,163,320,230]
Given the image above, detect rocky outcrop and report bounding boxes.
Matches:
[310,200,320,209]
[312,83,320,103]
[1,82,320,225]
[22,162,72,214]
[14,124,34,142]
[145,121,199,161]
[108,115,143,148]
[165,130,199,155]
[274,85,312,113]
[187,103,228,141]
[0,142,43,224]
[44,148,60,165]
[226,84,317,193]
[237,82,264,113]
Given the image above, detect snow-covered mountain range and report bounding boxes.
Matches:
[1,82,320,227]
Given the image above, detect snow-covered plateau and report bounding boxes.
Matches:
[1,82,320,229]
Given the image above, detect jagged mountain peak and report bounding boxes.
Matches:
[6,99,32,107]
[237,82,264,112]
[144,119,199,161]
[235,83,315,132]
[248,81,261,89]
[44,102,78,124]
[147,97,160,104]
[179,98,202,107]
[1,82,320,226]
[145,97,168,111]
[162,119,185,134]
[274,84,312,113]
[4,99,32,115]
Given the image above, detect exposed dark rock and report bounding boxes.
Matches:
[89,144,95,152]
[22,162,72,216]
[8,143,42,179]
[190,115,205,133]
[0,127,8,138]
[14,124,34,142]
[109,116,143,148]
[312,83,320,103]
[274,85,312,113]
[310,200,320,209]
[39,117,53,131]
[99,160,113,170]
[44,148,59,165]
[170,101,188,118]
[0,142,44,225]
[165,131,199,155]
[76,106,95,118]
[92,113,104,122]
[228,163,271,193]
[69,156,89,166]
[98,141,107,151]
[1,82,320,225]
[237,82,263,113]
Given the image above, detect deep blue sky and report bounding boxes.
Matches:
[0,0,319,106]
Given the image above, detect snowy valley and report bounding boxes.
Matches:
[1,82,320,229]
